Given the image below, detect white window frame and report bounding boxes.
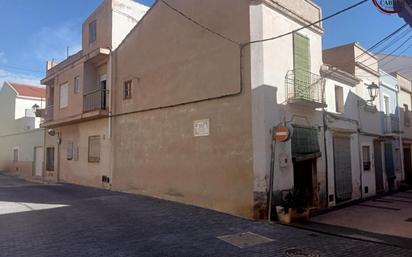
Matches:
[334,85,344,113]
[12,147,19,162]
[59,82,69,109]
[74,76,81,94]
[383,94,390,115]
[361,143,373,172]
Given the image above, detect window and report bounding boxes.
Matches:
[384,96,390,115]
[89,20,97,44]
[404,104,411,126]
[124,80,132,99]
[13,148,18,162]
[335,86,344,113]
[66,141,74,160]
[293,33,311,99]
[74,146,79,161]
[59,83,68,109]
[46,147,55,171]
[88,135,101,163]
[362,145,371,171]
[74,76,81,94]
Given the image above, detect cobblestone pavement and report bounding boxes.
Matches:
[1,173,412,257]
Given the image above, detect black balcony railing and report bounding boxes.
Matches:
[83,89,108,113]
[45,105,54,122]
[285,69,325,106]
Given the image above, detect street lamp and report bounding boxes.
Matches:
[367,82,379,104]
[32,104,40,117]
[32,104,39,112]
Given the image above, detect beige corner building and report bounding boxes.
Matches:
[41,0,330,219]
[41,0,149,186]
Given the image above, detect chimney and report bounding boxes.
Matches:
[46,60,55,71]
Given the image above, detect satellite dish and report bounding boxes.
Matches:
[48,128,56,136]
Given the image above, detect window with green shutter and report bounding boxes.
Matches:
[293,33,311,100]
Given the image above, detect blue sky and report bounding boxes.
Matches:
[0,0,408,85]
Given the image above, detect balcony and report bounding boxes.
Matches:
[40,90,108,128]
[285,69,326,109]
[45,105,54,122]
[383,114,401,134]
[84,89,108,113]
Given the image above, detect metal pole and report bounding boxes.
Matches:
[268,138,276,221]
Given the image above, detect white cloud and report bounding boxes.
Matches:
[0,52,7,64]
[0,69,42,86]
[31,20,82,64]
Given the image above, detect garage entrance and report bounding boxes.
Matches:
[333,136,352,203]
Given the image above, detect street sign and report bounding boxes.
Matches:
[274,125,290,142]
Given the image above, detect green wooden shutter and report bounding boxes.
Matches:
[293,33,311,100]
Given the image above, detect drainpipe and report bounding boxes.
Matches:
[321,79,329,208]
[42,129,46,183]
[396,86,405,181]
[357,100,364,199]
[322,108,329,207]
[56,131,61,182]
[108,48,115,189]
[268,138,276,221]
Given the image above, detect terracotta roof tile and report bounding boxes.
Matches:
[8,82,46,98]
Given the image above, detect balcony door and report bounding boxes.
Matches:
[293,33,311,100]
[100,74,107,110]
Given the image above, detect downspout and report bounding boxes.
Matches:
[357,100,364,199]
[108,49,114,189]
[268,138,275,221]
[42,129,46,183]
[322,79,329,208]
[108,48,116,189]
[56,132,61,182]
[396,86,405,181]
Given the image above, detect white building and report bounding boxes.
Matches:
[0,82,46,179]
[379,70,402,191]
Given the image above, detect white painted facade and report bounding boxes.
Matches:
[0,82,45,178]
[379,70,403,190]
[250,0,327,207]
[112,0,149,49]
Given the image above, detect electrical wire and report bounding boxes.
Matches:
[45,0,374,122]
[244,0,369,46]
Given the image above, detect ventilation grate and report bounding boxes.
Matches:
[217,232,274,248]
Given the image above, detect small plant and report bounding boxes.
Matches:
[282,190,308,214]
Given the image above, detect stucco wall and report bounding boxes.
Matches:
[111,0,254,218]
[82,0,112,55]
[250,1,325,207]
[0,129,44,177]
[0,83,45,178]
[44,118,111,188]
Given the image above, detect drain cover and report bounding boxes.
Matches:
[285,248,320,257]
[217,232,274,248]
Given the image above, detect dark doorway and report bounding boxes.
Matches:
[293,159,317,207]
[100,80,107,110]
[374,140,384,194]
[404,147,412,185]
